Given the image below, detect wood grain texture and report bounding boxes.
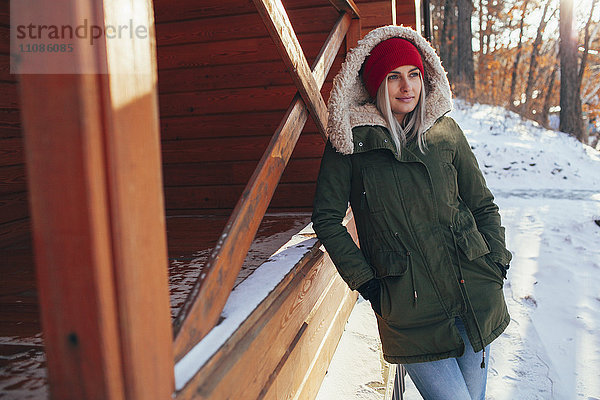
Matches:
[0,138,25,166]
[0,191,28,225]
[172,95,310,360]
[156,33,327,71]
[16,0,175,397]
[176,244,338,399]
[100,0,175,397]
[328,0,361,17]
[261,270,357,399]
[0,165,27,194]
[155,7,339,47]
[20,71,127,400]
[253,0,329,139]
[153,0,332,23]
[173,9,350,360]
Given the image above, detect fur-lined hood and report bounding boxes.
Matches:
[327,25,453,155]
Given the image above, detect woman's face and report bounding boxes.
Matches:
[386,65,422,122]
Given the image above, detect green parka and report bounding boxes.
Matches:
[311,26,512,364]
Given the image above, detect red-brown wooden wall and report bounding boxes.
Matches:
[0,0,419,246]
[153,0,418,215]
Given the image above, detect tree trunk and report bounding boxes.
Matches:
[523,0,553,113]
[577,0,598,88]
[456,0,475,96]
[509,0,529,109]
[541,60,559,128]
[440,0,457,82]
[559,0,584,140]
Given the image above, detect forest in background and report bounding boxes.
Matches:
[428,0,600,149]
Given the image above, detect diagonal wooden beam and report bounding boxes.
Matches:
[328,0,361,18]
[173,12,352,362]
[253,0,328,141]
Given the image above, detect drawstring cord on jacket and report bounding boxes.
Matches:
[450,225,487,369]
[407,251,417,306]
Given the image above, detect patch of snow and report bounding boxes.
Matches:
[174,234,317,390]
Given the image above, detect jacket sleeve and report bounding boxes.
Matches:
[451,119,512,266]
[311,141,375,290]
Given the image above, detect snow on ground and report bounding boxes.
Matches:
[317,101,600,400]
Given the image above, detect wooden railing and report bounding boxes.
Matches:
[173,0,361,361]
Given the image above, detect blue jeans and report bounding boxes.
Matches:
[397,318,490,400]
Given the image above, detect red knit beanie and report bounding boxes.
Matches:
[362,38,424,98]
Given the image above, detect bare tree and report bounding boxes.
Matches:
[578,0,598,88]
[559,0,584,140]
[509,0,530,109]
[456,0,475,95]
[439,0,457,82]
[523,0,555,113]
[540,58,559,128]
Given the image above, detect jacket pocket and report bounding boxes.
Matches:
[455,230,490,261]
[371,250,409,278]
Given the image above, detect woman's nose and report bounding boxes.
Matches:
[398,77,409,90]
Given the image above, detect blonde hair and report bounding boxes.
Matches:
[376,76,427,155]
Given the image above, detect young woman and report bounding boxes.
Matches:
[311,26,512,400]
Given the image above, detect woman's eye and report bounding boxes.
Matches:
[387,74,398,80]
[409,72,420,78]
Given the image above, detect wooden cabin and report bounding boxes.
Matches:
[0,0,429,398]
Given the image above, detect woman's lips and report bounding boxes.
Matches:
[395,96,414,102]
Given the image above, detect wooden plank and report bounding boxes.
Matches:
[156,33,327,71]
[158,85,297,117]
[0,124,21,139]
[100,0,174,397]
[171,230,322,396]
[328,0,361,17]
[346,17,362,51]
[0,25,9,54]
[396,8,417,27]
[157,57,343,94]
[293,284,356,400]
[0,217,30,249]
[162,158,321,187]
[172,95,309,359]
[153,0,259,23]
[0,109,21,126]
[262,270,356,399]
[158,82,332,119]
[357,1,395,27]
[0,82,19,109]
[153,0,332,23]
[0,138,25,166]
[158,94,333,141]
[155,7,338,47]
[164,182,317,210]
[0,165,27,194]
[0,54,17,82]
[253,0,328,139]
[0,191,29,225]
[160,111,282,140]
[293,215,361,399]
[161,133,324,164]
[20,71,127,400]
[176,244,338,399]
[310,12,351,92]
[16,0,175,397]
[0,0,9,26]
[172,9,350,357]
[157,61,292,94]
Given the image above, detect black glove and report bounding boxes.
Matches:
[358,279,381,316]
[495,262,509,279]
